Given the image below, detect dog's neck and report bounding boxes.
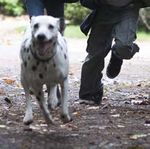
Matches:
[30,40,57,62]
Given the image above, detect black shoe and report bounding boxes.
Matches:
[106,52,123,79]
[80,89,103,105]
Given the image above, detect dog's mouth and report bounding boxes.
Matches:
[36,39,55,56]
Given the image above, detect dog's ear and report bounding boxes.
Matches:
[30,16,36,23]
[55,18,61,31]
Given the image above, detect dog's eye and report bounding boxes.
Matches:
[34,23,39,29]
[48,24,54,29]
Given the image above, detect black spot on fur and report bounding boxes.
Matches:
[32,65,37,71]
[53,42,56,46]
[24,61,27,67]
[27,48,29,53]
[39,73,43,79]
[28,56,30,60]
[47,59,50,63]
[64,54,67,59]
[36,96,40,101]
[64,76,67,80]
[36,61,40,66]
[53,63,56,68]
[45,66,47,71]
[38,91,41,96]
[29,90,34,95]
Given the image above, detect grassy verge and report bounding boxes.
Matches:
[16,25,150,41]
[137,31,150,41]
[64,25,86,38]
[65,25,150,41]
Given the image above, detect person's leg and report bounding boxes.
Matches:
[79,23,113,105]
[44,0,65,34]
[106,7,140,78]
[25,0,44,17]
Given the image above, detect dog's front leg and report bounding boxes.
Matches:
[35,90,54,125]
[60,78,72,123]
[21,76,33,125]
[21,74,33,125]
[47,84,59,110]
[23,91,33,125]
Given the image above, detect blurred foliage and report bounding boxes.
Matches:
[64,2,90,25]
[139,8,150,31]
[0,0,24,16]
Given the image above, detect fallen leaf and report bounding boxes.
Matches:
[0,88,5,95]
[99,103,110,110]
[129,133,148,139]
[144,124,150,127]
[72,111,81,117]
[9,113,17,116]
[117,125,125,128]
[3,78,15,85]
[111,114,120,118]
[128,95,137,99]
[0,125,6,128]
[131,99,150,105]
[40,124,47,127]
[87,106,99,110]
[98,126,107,130]
[16,83,22,88]
[60,123,78,131]
[30,125,40,130]
[131,99,143,105]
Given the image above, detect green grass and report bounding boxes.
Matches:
[64,25,86,38]
[137,31,150,41]
[15,26,25,33]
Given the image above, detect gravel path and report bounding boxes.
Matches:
[0,15,150,149]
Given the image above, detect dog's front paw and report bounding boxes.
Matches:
[48,97,60,110]
[61,114,72,123]
[23,116,33,125]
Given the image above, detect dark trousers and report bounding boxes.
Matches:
[79,6,140,98]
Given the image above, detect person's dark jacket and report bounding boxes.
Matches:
[61,0,79,3]
[80,0,150,9]
[80,0,150,35]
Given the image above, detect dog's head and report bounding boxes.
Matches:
[30,16,60,58]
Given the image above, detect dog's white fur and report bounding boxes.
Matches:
[20,16,71,125]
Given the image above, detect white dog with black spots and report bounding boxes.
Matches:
[20,15,71,125]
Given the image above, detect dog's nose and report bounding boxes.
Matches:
[37,34,46,41]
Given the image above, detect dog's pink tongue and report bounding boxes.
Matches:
[38,42,52,55]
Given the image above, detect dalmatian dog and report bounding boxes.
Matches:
[20,15,71,125]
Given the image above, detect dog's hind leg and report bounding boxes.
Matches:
[35,89,54,125]
[47,84,59,110]
[60,78,72,123]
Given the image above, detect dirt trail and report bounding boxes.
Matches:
[0,15,150,149]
